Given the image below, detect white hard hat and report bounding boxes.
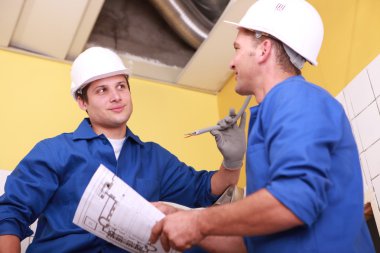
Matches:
[70,47,130,99]
[226,0,324,66]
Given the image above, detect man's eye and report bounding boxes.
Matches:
[96,88,105,94]
[117,84,126,90]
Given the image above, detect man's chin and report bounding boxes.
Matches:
[235,87,251,96]
[109,117,129,127]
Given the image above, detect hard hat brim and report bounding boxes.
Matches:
[224,20,240,27]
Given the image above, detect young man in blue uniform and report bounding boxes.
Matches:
[149,0,376,252]
[0,47,246,252]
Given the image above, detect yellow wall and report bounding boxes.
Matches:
[217,0,380,187]
[128,77,221,171]
[0,48,221,172]
[304,0,380,96]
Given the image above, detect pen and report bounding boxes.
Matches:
[185,95,252,137]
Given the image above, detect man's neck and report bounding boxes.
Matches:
[256,71,296,103]
[92,125,127,139]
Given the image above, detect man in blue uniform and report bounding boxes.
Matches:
[0,47,246,252]
[149,0,376,252]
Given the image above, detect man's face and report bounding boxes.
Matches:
[229,29,260,95]
[77,74,133,134]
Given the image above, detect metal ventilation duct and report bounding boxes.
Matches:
[149,0,229,49]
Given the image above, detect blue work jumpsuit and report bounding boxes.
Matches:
[0,119,218,252]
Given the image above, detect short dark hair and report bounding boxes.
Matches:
[271,39,301,75]
[246,29,301,75]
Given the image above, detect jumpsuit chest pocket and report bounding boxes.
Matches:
[246,143,270,192]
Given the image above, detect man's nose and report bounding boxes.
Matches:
[229,60,236,70]
[110,88,121,101]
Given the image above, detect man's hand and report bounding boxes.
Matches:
[152,201,188,215]
[211,109,246,170]
[150,210,205,252]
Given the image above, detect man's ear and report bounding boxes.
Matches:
[77,97,87,111]
[258,39,272,63]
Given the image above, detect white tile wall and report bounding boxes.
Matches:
[373,175,380,206]
[343,90,355,120]
[0,169,10,195]
[350,118,363,153]
[354,102,380,150]
[335,91,347,112]
[367,55,380,98]
[360,153,370,189]
[364,140,380,179]
[335,91,363,152]
[344,70,375,117]
[338,54,380,235]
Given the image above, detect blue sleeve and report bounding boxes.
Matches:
[153,145,219,208]
[0,141,59,239]
[262,83,345,226]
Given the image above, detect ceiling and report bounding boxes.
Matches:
[0,0,253,94]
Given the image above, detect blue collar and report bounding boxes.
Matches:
[72,118,143,146]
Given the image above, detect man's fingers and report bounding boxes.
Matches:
[160,233,170,252]
[210,129,222,140]
[152,202,179,215]
[229,108,237,117]
[150,220,163,244]
[177,241,192,252]
[149,219,173,252]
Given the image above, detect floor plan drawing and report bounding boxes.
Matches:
[73,164,178,253]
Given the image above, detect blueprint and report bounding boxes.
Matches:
[73,164,178,253]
